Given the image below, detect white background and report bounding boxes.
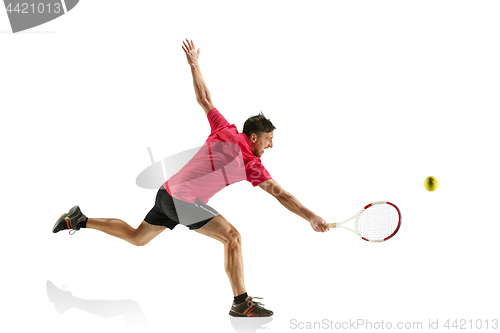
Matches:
[1,1,499,332]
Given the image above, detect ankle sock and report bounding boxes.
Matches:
[234,292,248,304]
[78,217,88,229]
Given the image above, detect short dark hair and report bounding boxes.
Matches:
[243,112,276,138]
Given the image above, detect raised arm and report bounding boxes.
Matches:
[182,39,215,115]
[258,179,329,233]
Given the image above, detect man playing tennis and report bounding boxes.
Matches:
[53,39,328,317]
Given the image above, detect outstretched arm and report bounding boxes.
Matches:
[182,39,215,115]
[258,179,329,232]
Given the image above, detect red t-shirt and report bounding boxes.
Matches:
[163,108,272,203]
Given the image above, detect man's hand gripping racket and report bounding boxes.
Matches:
[326,201,401,242]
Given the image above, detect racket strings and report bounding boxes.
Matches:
[356,204,400,241]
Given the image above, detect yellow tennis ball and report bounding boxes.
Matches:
[424,176,439,191]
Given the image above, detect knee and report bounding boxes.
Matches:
[132,237,150,247]
[131,233,150,247]
[225,227,242,250]
[133,239,148,247]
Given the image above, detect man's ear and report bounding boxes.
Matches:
[250,133,258,143]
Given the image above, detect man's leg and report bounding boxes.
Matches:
[194,214,273,317]
[87,219,166,246]
[194,214,245,296]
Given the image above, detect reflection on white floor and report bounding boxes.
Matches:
[47,280,273,333]
[229,317,273,333]
[47,281,154,333]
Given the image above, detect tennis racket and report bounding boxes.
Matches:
[326,201,401,242]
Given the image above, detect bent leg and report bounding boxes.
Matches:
[87,219,166,246]
[194,215,245,296]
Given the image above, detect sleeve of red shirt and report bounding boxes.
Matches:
[207,108,231,133]
[246,160,272,186]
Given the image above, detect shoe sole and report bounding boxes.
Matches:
[229,310,273,317]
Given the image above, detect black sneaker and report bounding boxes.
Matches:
[53,206,87,235]
[229,296,273,317]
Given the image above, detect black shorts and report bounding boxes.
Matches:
[144,186,218,230]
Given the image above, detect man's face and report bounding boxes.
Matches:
[250,131,274,158]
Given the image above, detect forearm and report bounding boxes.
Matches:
[259,179,327,232]
[276,192,316,222]
[190,63,212,103]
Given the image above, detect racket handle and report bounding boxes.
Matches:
[326,223,339,228]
